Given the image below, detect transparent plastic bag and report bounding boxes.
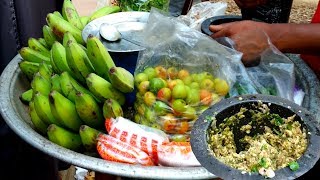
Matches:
[133,9,247,141]
[118,0,170,12]
[177,1,228,31]
[220,34,296,102]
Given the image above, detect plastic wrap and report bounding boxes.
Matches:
[133,9,246,141]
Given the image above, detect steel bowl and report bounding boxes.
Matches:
[0,54,320,179]
[191,94,320,180]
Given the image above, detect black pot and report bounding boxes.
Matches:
[191,94,320,180]
[201,15,245,36]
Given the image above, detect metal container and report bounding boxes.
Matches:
[0,54,319,179]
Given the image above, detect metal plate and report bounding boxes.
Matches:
[82,12,149,53]
[0,54,319,179]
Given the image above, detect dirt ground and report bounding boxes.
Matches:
[74,0,319,23]
[210,0,319,23]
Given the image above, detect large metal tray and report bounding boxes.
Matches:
[0,54,319,179]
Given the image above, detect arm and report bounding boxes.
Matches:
[210,21,320,63]
[266,23,320,55]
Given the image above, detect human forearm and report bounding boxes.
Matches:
[266,23,320,55]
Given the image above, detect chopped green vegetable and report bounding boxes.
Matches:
[272,114,284,126]
[251,164,259,172]
[289,161,299,171]
[259,157,268,168]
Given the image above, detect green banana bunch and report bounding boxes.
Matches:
[38,62,53,81]
[108,67,134,93]
[46,13,84,45]
[60,71,98,103]
[31,72,51,96]
[102,98,123,119]
[43,25,59,47]
[62,0,83,30]
[89,6,121,22]
[50,41,71,74]
[29,101,48,135]
[53,11,64,19]
[66,41,95,84]
[18,61,39,81]
[20,89,33,104]
[75,92,104,129]
[86,35,115,81]
[86,73,125,105]
[51,74,62,93]
[47,124,82,151]
[80,16,90,27]
[28,38,50,57]
[33,92,61,125]
[19,47,50,64]
[38,38,49,49]
[79,125,101,152]
[49,90,83,132]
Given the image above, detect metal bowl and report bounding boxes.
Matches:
[191,94,320,180]
[0,54,320,179]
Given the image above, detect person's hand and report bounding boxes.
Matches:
[234,0,268,8]
[209,21,272,66]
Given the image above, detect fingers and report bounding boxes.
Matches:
[209,24,231,38]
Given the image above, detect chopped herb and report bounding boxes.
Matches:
[289,161,299,171]
[287,123,293,130]
[259,158,268,168]
[251,164,259,172]
[273,114,284,126]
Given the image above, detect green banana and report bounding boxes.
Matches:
[86,35,115,81]
[66,41,95,84]
[38,38,49,49]
[28,38,50,56]
[49,90,83,132]
[47,124,82,151]
[102,98,123,119]
[20,89,33,104]
[53,11,64,19]
[33,92,61,125]
[75,92,104,129]
[29,101,48,135]
[62,0,83,30]
[60,71,98,103]
[79,125,101,152]
[50,41,71,74]
[38,62,53,81]
[31,72,51,96]
[51,74,62,93]
[19,47,50,64]
[108,67,134,93]
[80,16,90,27]
[43,25,59,47]
[86,73,125,105]
[62,32,77,47]
[46,13,84,45]
[89,6,121,22]
[18,60,39,81]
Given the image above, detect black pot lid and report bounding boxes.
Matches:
[82,12,149,53]
[191,94,320,180]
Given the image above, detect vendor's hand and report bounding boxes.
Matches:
[234,0,268,8]
[209,21,271,66]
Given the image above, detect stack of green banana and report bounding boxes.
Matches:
[18,0,133,153]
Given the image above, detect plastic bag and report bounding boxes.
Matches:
[118,0,170,12]
[218,34,296,102]
[177,1,228,31]
[133,9,247,141]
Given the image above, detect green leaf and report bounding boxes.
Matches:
[259,157,268,168]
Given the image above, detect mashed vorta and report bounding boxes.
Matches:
[207,103,307,177]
